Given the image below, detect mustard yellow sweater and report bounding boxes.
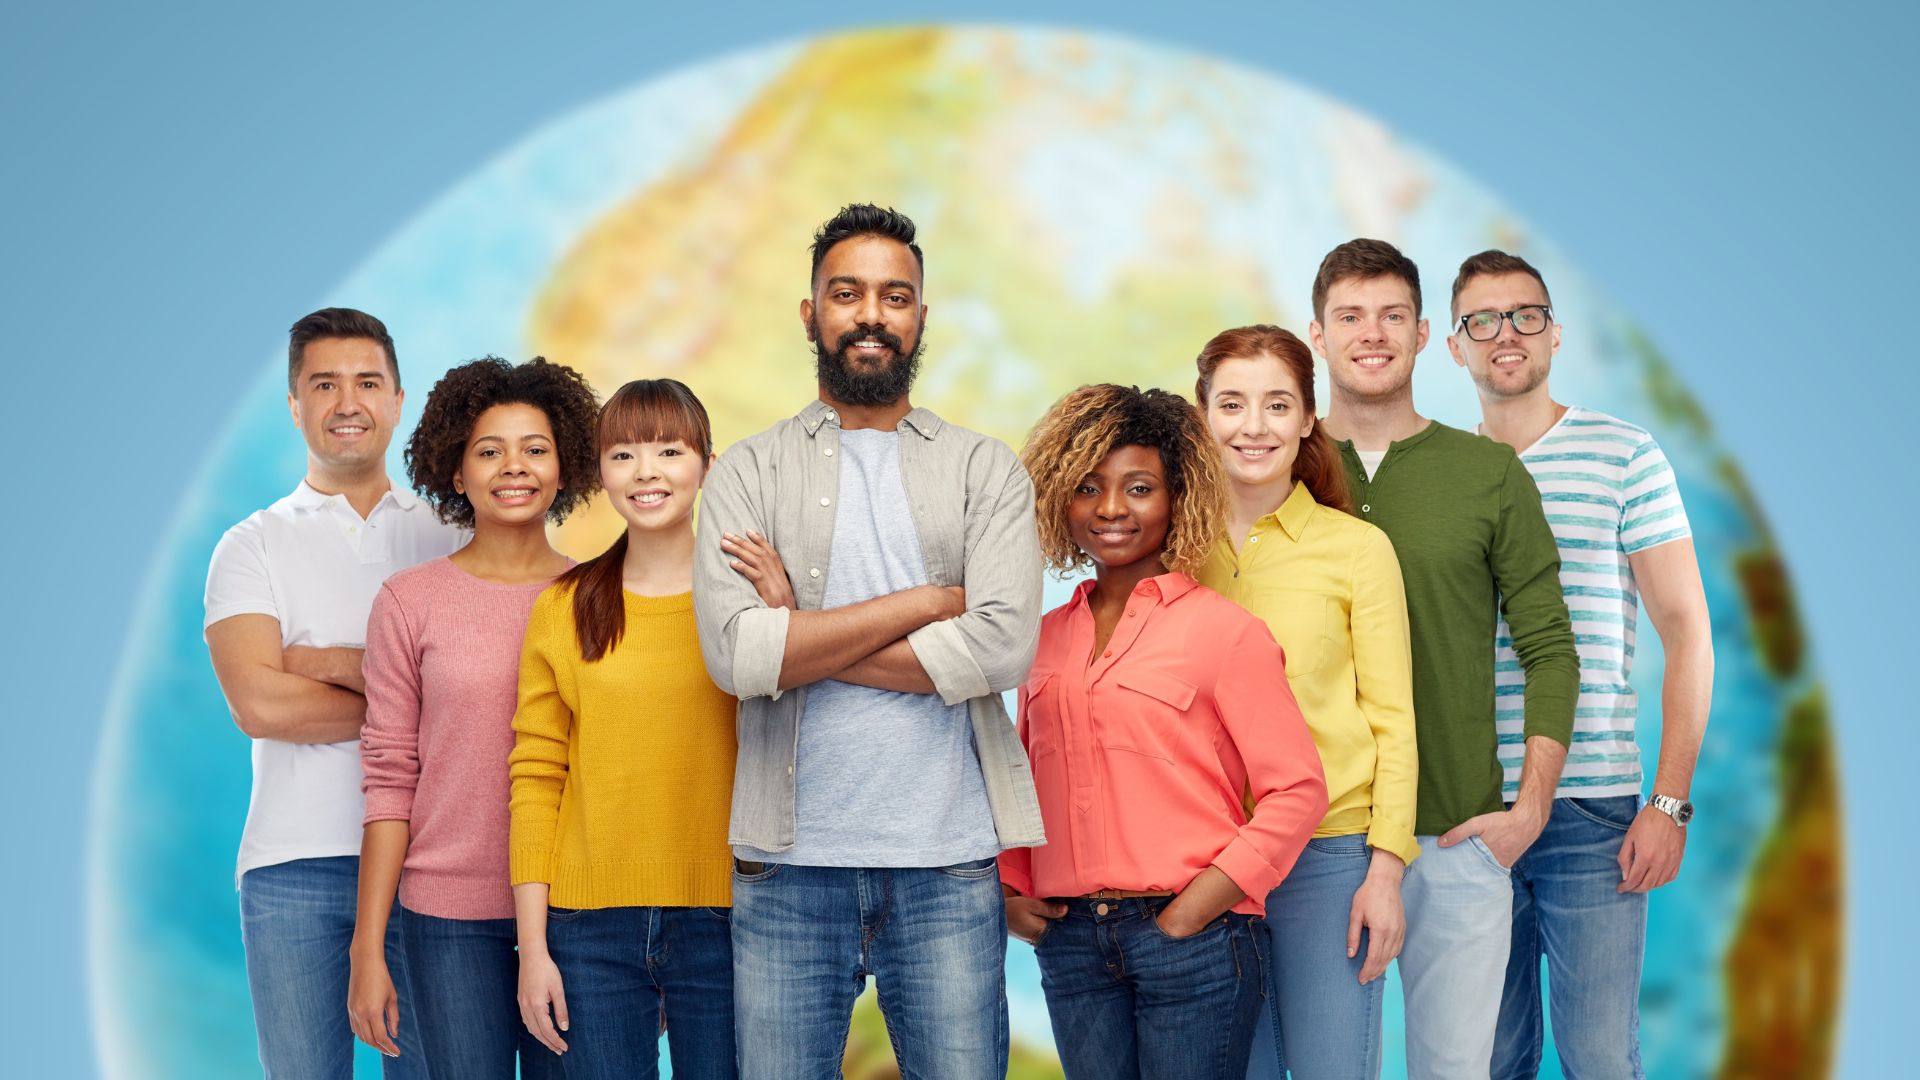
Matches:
[509,585,737,908]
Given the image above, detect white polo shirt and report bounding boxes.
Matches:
[205,480,465,884]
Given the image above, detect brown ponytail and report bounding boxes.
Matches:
[1194,324,1353,515]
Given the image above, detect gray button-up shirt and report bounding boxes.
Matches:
[692,399,1046,854]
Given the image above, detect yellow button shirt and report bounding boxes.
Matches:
[1198,481,1420,866]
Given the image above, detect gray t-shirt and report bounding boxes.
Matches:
[739,428,1000,867]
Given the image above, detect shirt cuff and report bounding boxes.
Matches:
[361,790,414,826]
[509,843,554,887]
[906,618,989,705]
[1211,835,1282,906]
[1366,816,1421,868]
[732,605,792,700]
[998,854,1034,898]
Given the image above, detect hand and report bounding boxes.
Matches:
[1347,853,1406,984]
[1437,805,1545,869]
[722,530,796,609]
[927,584,967,621]
[1005,894,1067,945]
[1617,803,1687,893]
[1154,901,1212,940]
[347,950,402,1057]
[516,948,571,1055]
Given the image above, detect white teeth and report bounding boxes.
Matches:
[1494,353,1526,364]
[631,492,667,505]
[1355,356,1391,367]
[332,426,367,434]
[1236,447,1273,457]
[495,488,535,497]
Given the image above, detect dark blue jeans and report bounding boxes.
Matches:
[1494,795,1648,1079]
[730,858,1009,1080]
[544,905,737,1080]
[1034,896,1267,1080]
[238,855,428,1079]
[400,907,564,1080]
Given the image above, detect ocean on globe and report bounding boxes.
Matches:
[90,26,1839,1079]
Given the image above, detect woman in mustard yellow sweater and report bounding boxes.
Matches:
[507,379,739,1079]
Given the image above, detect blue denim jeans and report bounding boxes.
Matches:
[400,907,564,1080]
[730,858,1008,1080]
[544,905,737,1080]
[1398,835,1514,1080]
[1034,896,1266,1080]
[239,855,428,1079]
[1245,834,1382,1080]
[1493,795,1648,1080]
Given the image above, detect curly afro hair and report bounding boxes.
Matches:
[1020,384,1228,578]
[404,356,601,529]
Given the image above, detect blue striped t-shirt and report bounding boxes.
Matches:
[1492,406,1691,799]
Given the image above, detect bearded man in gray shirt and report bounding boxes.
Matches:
[693,204,1044,1080]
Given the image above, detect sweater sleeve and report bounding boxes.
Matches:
[1210,619,1329,902]
[1493,454,1579,747]
[508,591,574,886]
[1350,527,1420,866]
[361,583,423,824]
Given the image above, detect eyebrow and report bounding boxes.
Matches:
[824,275,918,296]
[470,432,554,444]
[305,370,386,384]
[1331,303,1412,314]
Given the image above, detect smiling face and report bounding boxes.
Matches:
[1067,443,1173,572]
[801,234,927,407]
[1205,353,1314,493]
[1310,274,1429,403]
[287,336,403,474]
[1447,271,1561,399]
[452,402,562,530]
[602,437,709,534]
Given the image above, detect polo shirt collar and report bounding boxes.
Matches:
[798,398,944,440]
[287,478,424,513]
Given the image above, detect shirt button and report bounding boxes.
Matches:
[824,447,834,457]
[1103,650,1112,658]
[809,568,821,579]
[788,764,795,776]
[820,497,831,507]
[1248,535,1259,543]
[1127,610,1136,617]
[1361,504,1371,513]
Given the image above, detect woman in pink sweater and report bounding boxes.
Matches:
[348,357,598,1079]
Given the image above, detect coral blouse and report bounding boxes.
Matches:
[998,573,1328,915]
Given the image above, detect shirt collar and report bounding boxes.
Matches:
[1267,481,1316,543]
[798,398,944,440]
[1067,570,1198,610]
[287,478,424,513]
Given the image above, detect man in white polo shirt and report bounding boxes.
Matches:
[205,308,464,1078]
[1448,251,1714,1080]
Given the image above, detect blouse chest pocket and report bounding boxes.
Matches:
[1106,669,1199,761]
[1019,670,1061,759]
[1256,589,1338,681]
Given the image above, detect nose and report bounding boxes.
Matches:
[636,450,663,480]
[856,291,884,327]
[1095,485,1128,520]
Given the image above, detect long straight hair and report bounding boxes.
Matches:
[558,379,713,662]
[1194,325,1353,515]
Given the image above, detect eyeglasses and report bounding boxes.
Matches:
[1456,305,1552,341]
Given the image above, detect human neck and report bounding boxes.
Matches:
[451,517,565,584]
[1227,473,1293,549]
[1322,386,1426,451]
[621,520,696,596]
[1090,554,1167,613]
[821,388,912,432]
[305,459,391,519]
[1478,387,1567,453]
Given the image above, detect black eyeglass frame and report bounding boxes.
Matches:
[1454,305,1554,341]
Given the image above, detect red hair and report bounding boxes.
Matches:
[1194,325,1353,515]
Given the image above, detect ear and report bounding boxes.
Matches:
[1415,318,1431,355]
[1447,332,1467,367]
[1308,320,1327,359]
[287,392,301,430]
[799,298,816,340]
[452,470,464,495]
[1549,322,1563,356]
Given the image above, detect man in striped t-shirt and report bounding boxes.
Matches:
[1449,250,1714,1080]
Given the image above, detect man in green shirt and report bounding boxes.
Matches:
[1307,238,1578,1079]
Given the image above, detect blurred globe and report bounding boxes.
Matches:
[91,26,1838,1078]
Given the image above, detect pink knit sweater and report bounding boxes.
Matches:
[362,556,566,920]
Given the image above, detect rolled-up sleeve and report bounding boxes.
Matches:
[693,448,790,701]
[906,453,1043,705]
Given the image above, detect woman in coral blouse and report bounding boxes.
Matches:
[1001,384,1328,1080]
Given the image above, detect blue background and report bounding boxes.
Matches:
[6,3,1912,1074]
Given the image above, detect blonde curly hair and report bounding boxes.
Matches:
[1019,384,1227,578]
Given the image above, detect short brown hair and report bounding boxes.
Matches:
[1194,325,1351,515]
[288,307,398,392]
[1019,384,1227,578]
[1311,239,1422,322]
[1450,249,1552,318]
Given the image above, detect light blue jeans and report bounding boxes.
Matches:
[238,855,429,1079]
[1397,835,1514,1080]
[729,858,1008,1080]
[1493,795,1648,1079]
[1245,834,1382,1080]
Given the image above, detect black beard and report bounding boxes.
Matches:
[811,319,924,407]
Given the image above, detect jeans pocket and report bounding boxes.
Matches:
[546,905,589,922]
[1466,836,1513,875]
[1150,910,1230,942]
[700,906,732,921]
[1560,795,1639,832]
[936,857,1000,879]
[732,858,783,883]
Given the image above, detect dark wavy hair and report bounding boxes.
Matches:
[810,203,923,286]
[404,356,600,529]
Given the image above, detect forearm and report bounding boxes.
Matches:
[777,587,948,690]
[833,638,937,694]
[1168,865,1246,928]
[283,646,368,694]
[1366,846,1405,883]
[1651,629,1713,796]
[514,882,553,957]
[349,820,410,957]
[234,673,367,743]
[1511,735,1569,823]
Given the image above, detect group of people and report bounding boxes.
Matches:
[205,204,1712,1080]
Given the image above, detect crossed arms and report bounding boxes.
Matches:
[206,613,370,743]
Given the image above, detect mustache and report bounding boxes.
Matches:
[833,324,906,355]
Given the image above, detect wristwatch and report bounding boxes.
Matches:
[1650,794,1694,826]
